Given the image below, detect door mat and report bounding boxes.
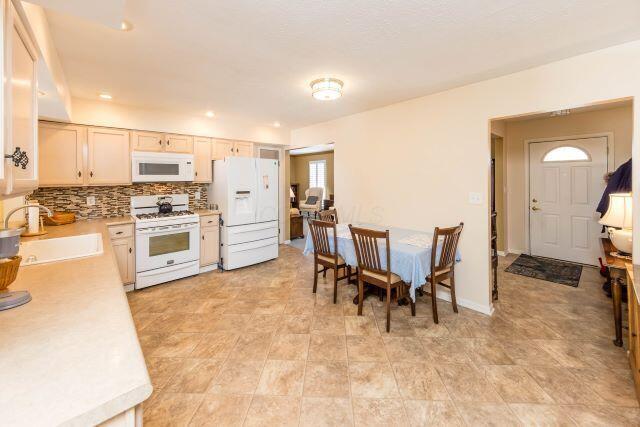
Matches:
[505,254,582,287]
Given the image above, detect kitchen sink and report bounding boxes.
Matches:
[19,233,104,266]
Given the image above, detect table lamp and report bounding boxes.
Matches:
[599,192,632,254]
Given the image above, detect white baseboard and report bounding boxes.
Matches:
[496,250,508,257]
[124,283,134,292]
[284,240,291,244]
[507,248,525,255]
[199,264,218,274]
[435,289,494,316]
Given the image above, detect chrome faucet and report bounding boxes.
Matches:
[4,204,53,228]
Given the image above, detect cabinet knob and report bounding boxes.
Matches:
[195,171,198,176]
[167,140,170,145]
[78,171,82,177]
[158,139,162,145]
[202,235,205,240]
[116,231,123,235]
[633,332,637,337]
[90,171,94,177]
[129,247,132,253]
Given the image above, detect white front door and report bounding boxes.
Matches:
[529,137,608,265]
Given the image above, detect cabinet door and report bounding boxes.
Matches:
[165,134,194,153]
[38,123,86,186]
[193,137,212,182]
[234,142,254,157]
[132,131,164,152]
[112,237,135,284]
[213,139,234,160]
[87,128,131,185]
[4,3,38,195]
[200,226,220,267]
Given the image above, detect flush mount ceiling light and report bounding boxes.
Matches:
[37,90,46,97]
[120,20,133,31]
[550,109,570,117]
[310,78,343,101]
[273,121,281,128]
[206,111,215,118]
[99,93,112,100]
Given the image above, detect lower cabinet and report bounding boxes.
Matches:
[627,267,640,403]
[200,215,220,268]
[108,224,135,285]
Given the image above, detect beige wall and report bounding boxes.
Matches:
[503,105,632,252]
[70,98,290,145]
[290,152,334,200]
[291,40,640,315]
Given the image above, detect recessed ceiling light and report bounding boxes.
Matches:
[206,111,215,118]
[99,93,112,100]
[37,90,46,97]
[310,77,343,101]
[273,121,281,128]
[120,20,133,31]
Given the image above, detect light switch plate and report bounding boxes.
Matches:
[195,191,201,200]
[468,192,482,205]
[86,196,96,206]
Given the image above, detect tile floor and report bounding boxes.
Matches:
[128,247,639,426]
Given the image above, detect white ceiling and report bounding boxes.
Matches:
[40,0,640,129]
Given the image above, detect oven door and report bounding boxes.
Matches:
[136,222,200,272]
[132,155,194,182]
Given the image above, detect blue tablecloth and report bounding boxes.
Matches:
[303,223,461,301]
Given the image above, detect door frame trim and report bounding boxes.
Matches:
[522,132,614,256]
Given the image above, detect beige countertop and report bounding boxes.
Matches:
[0,218,151,426]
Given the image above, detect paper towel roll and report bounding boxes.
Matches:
[28,202,39,234]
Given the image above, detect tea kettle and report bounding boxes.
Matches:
[157,196,173,214]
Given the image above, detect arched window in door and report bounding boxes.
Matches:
[542,146,590,162]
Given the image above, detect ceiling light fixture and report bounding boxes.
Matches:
[206,111,215,118]
[310,78,343,101]
[273,121,281,128]
[120,20,133,31]
[37,90,46,96]
[550,109,570,117]
[99,93,112,100]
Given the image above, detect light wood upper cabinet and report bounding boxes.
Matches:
[234,142,254,157]
[38,123,85,186]
[213,139,234,160]
[0,1,39,197]
[212,140,253,160]
[193,137,212,182]
[165,134,193,153]
[87,128,131,185]
[132,131,164,152]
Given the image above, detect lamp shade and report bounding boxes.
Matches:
[289,188,295,199]
[599,193,632,229]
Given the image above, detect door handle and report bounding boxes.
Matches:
[531,206,541,211]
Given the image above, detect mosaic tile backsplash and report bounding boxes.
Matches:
[28,183,209,220]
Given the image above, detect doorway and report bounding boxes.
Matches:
[527,136,610,265]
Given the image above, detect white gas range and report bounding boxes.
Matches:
[131,194,200,289]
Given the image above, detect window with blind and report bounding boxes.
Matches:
[308,160,326,193]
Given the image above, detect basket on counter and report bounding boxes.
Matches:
[0,256,21,291]
[43,212,76,226]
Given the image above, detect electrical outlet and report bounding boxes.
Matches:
[468,192,482,205]
[86,196,96,206]
[195,191,201,200]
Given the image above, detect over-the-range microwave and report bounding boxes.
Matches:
[131,151,195,182]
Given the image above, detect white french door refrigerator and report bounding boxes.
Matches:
[210,157,279,270]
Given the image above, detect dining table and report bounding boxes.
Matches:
[303,223,462,302]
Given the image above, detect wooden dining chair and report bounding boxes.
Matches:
[349,225,411,332]
[318,209,338,223]
[425,222,464,324]
[308,219,352,304]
